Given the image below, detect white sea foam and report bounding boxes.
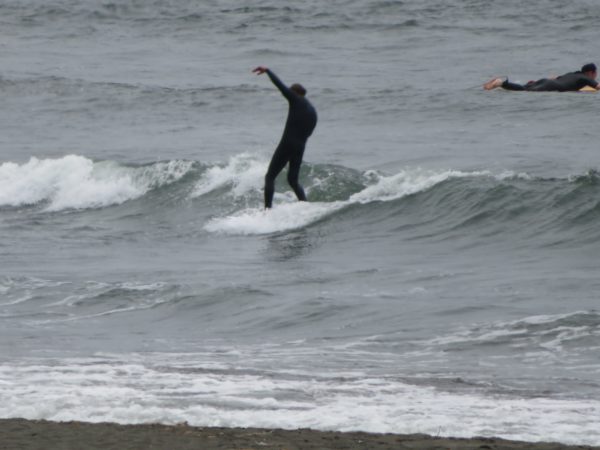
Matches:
[0,155,192,211]
[0,355,598,445]
[191,152,266,198]
[204,199,346,235]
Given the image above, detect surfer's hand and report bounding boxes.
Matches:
[253,66,268,75]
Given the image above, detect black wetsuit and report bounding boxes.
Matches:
[263,69,317,209]
[502,71,598,92]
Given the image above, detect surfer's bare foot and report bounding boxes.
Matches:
[483,77,504,90]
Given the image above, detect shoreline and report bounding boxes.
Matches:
[1,419,598,450]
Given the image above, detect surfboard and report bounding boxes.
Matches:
[579,85,597,92]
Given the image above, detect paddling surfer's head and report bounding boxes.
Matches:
[581,63,597,79]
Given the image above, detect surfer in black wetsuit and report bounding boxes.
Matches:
[253,66,317,209]
[483,63,599,92]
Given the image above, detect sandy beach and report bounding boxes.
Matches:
[0,419,597,450]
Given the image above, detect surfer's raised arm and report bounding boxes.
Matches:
[253,66,295,101]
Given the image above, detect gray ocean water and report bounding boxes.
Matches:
[1,0,600,444]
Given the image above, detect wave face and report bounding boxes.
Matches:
[3,154,600,246]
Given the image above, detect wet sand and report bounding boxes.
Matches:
[0,419,598,450]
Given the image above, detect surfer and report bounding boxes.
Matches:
[253,66,317,209]
[483,63,599,91]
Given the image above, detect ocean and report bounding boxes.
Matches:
[1,0,599,445]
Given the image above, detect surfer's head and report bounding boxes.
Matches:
[290,83,306,97]
[581,63,597,78]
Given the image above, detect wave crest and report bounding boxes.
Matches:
[0,155,193,211]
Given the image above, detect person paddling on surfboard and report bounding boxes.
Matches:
[253,66,317,209]
[484,63,599,92]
